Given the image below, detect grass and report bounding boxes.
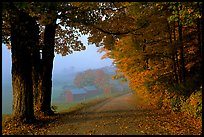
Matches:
[52,91,130,114]
[2,91,130,124]
[2,114,11,123]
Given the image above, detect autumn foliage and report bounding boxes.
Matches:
[92,2,202,118]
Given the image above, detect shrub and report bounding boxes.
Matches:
[180,87,202,118]
[170,95,182,112]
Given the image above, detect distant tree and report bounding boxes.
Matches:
[94,69,110,94]
[74,69,111,94]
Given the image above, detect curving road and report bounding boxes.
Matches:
[38,93,201,135]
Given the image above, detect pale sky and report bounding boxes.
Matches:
[2,35,113,81]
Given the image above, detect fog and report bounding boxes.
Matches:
[2,36,129,114]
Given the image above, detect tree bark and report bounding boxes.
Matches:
[43,22,56,115]
[167,22,178,84]
[32,33,42,115]
[143,40,149,70]
[197,2,202,57]
[178,5,186,84]
[173,21,180,83]
[11,11,38,122]
[35,20,57,115]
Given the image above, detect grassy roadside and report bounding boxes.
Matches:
[2,91,130,121]
[54,91,131,114]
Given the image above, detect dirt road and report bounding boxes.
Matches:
[37,93,201,135]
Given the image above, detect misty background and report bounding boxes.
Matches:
[2,35,129,114]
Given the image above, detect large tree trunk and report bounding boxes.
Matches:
[32,34,42,115]
[35,20,56,116]
[11,11,38,122]
[43,21,57,115]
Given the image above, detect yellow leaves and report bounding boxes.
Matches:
[185,62,195,72]
[188,91,202,108]
[115,35,134,51]
[120,2,133,7]
[71,2,96,10]
[187,9,194,14]
[6,43,12,49]
[189,97,197,107]
[101,53,110,60]
[99,47,111,60]
[71,2,82,7]
[187,46,197,54]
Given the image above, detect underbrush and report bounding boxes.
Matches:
[159,84,202,119]
[180,87,202,118]
[134,80,202,119]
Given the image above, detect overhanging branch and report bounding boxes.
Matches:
[94,26,132,35]
[92,23,145,36]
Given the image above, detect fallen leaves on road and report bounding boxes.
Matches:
[2,94,202,135]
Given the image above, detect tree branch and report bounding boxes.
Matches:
[94,26,132,35]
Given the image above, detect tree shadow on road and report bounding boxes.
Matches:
[58,107,170,125]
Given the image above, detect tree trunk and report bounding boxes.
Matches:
[173,21,180,83]
[178,5,186,84]
[197,18,202,57]
[168,22,178,84]
[11,11,38,122]
[197,2,202,57]
[35,20,57,115]
[44,21,57,115]
[143,40,149,70]
[32,35,42,115]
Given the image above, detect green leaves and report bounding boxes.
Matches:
[13,2,30,10]
[168,14,179,22]
[166,2,201,27]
